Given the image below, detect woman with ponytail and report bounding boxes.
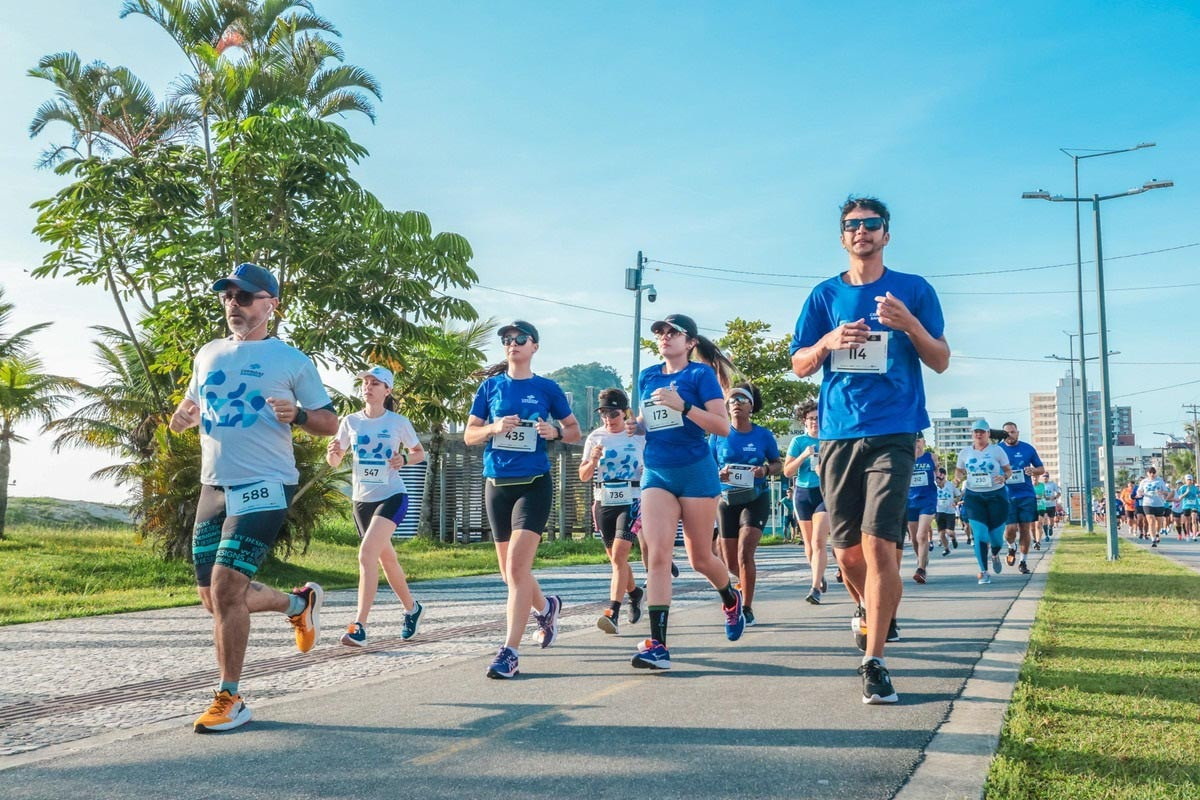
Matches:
[465,321,581,679]
[626,313,743,671]
[326,366,426,647]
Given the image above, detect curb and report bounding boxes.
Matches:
[893,543,1053,800]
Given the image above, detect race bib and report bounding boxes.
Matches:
[643,398,684,431]
[831,332,887,374]
[811,449,819,468]
[493,420,537,452]
[355,459,388,486]
[1006,468,1026,485]
[225,480,287,517]
[726,464,756,487]
[601,481,633,506]
[910,471,929,488]
[967,472,991,490]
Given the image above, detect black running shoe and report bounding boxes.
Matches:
[820,576,828,593]
[1006,548,1017,567]
[627,588,643,625]
[1018,562,1031,575]
[858,659,899,704]
[835,568,844,583]
[670,561,680,578]
[886,618,900,642]
[852,606,866,652]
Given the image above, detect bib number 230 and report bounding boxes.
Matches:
[225,480,287,516]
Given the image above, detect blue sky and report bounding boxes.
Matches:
[2,1,1198,502]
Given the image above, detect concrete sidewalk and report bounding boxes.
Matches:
[0,538,1054,799]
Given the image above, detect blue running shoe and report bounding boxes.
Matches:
[401,600,423,640]
[723,588,745,641]
[486,646,519,679]
[533,595,561,648]
[631,638,671,670]
[340,621,366,647]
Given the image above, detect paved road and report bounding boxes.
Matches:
[0,538,1052,799]
[1127,529,1200,573]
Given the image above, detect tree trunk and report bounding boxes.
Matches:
[418,427,444,540]
[0,434,11,539]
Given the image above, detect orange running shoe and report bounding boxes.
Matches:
[287,582,323,653]
[193,689,251,733]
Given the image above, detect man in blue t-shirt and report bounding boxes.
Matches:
[999,422,1045,575]
[790,196,950,706]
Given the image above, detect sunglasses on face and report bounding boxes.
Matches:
[728,396,753,405]
[220,290,272,307]
[655,328,684,341]
[501,334,532,346]
[599,408,624,419]
[841,217,886,232]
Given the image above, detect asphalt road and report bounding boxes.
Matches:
[0,541,1049,800]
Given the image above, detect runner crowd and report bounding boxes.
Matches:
[170,195,1170,735]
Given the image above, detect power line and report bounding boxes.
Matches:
[1112,378,1200,400]
[645,241,1200,281]
[470,284,725,334]
[648,265,1200,295]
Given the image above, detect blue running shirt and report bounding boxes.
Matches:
[999,441,1043,500]
[469,374,573,478]
[710,423,781,492]
[790,268,944,440]
[908,450,938,506]
[637,361,725,468]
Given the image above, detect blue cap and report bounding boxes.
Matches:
[971,419,991,431]
[212,263,279,298]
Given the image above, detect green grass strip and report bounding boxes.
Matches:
[986,530,1200,799]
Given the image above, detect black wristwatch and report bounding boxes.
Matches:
[681,401,693,416]
[292,408,309,427]
[550,420,564,439]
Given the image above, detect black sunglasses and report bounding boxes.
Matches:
[220,289,272,307]
[501,334,532,346]
[841,217,886,232]
[598,408,624,419]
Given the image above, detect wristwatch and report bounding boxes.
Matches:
[550,420,564,439]
[292,408,309,427]
[681,401,693,416]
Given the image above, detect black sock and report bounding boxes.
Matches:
[609,600,621,618]
[649,605,669,645]
[628,586,643,602]
[717,582,738,607]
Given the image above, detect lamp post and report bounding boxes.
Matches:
[1024,177,1174,560]
[625,251,656,402]
[1052,143,1153,530]
[1046,337,1111,526]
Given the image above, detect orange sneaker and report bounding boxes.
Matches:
[287,582,323,653]
[193,689,251,733]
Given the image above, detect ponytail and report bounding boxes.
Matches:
[692,335,735,393]
[383,394,396,412]
[482,360,509,379]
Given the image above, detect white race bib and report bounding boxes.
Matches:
[493,420,537,452]
[643,398,684,431]
[601,482,634,506]
[831,332,887,374]
[1006,468,1026,485]
[726,464,756,487]
[910,471,929,488]
[356,459,388,485]
[225,480,287,517]
[967,473,992,490]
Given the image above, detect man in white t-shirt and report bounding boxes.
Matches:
[169,263,338,733]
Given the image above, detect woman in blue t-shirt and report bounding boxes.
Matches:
[464,321,581,679]
[784,399,836,606]
[626,313,741,671]
[710,383,782,627]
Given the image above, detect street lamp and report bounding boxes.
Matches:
[1024,141,1155,533]
[1025,177,1174,560]
[1045,333,1107,523]
[625,251,656,398]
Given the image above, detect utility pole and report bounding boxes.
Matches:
[1185,403,1200,474]
[625,251,655,403]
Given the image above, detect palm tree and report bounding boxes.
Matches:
[0,288,52,362]
[388,321,491,539]
[43,327,172,486]
[27,52,112,166]
[0,356,73,538]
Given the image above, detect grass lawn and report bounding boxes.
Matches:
[986,530,1200,799]
[0,518,612,626]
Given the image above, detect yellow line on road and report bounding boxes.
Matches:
[409,677,642,766]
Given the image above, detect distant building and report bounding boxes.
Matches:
[932,407,972,454]
[1030,373,1106,490]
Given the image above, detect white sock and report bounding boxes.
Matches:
[862,655,886,667]
[1019,553,1027,563]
